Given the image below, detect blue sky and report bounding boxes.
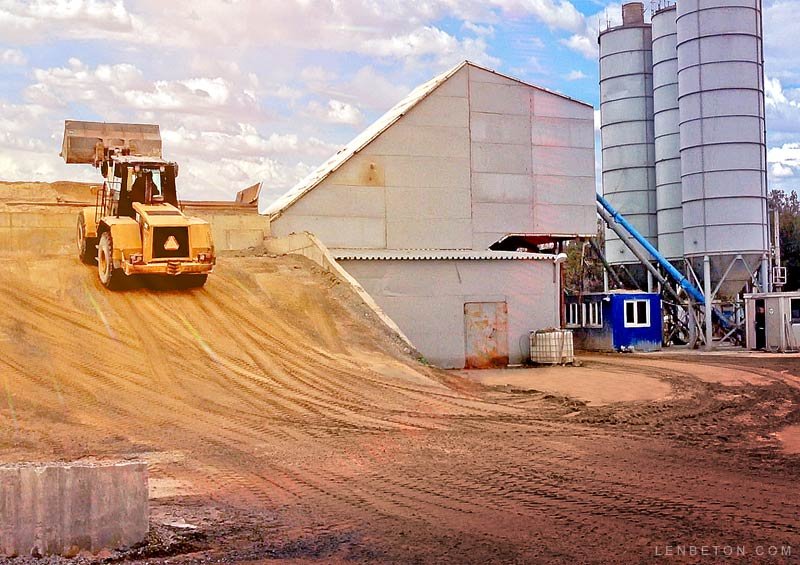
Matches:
[0,0,798,203]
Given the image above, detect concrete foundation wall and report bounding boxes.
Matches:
[339,259,559,368]
[182,207,270,251]
[0,205,269,256]
[0,207,78,255]
[0,462,148,557]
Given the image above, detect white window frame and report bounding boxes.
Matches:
[623,299,650,328]
[790,298,800,324]
[584,301,603,328]
[565,302,581,328]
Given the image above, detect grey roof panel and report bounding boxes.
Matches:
[333,249,556,261]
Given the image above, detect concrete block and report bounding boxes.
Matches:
[404,96,469,128]
[472,143,532,174]
[224,229,267,250]
[11,228,73,256]
[473,231,506,250]
[383,156,470,189]
[534,175,596,206]
[472,202,533,234]
[533,203,597,235]
[10,211,75,229]
[288,183,385,218]
[433,65,469,98]
[273,215,386,249]
[532,146,595,177]
[364,123,469,158]
[472,173,531,204]
[0,461,148,557]
[386,187,471,220]
[386,218,472,250]
[532,90,594,120]
[468,65,519,86]
[532,117,594,149]
[470,112,531,145]
[329,155,385,187]
[469,82,530,116]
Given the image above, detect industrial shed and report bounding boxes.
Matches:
[266,61,596,368]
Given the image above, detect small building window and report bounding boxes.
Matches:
[584,301,603,328]
[624,299,650,328]
[565,302,581,328]
[791,298,800,324]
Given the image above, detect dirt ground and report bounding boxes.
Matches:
[1,237,799,562]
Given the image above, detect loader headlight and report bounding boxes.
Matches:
[198,252,212,263]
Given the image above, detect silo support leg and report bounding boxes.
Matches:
[760,254,770,293]
[704,256,713,350]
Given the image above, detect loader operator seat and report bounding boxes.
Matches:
[129,173,147,206]
[119,170,154,218]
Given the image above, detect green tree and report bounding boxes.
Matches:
[769,189,800,291]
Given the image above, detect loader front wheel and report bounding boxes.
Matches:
[97,232,124,290]
[76,215,97,264]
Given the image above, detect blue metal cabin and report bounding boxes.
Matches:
[564,291,662,352]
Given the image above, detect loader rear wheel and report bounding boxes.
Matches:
[97,232,124,290]
[76,215,97,264]
[176,274,208,289]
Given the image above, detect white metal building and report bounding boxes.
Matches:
[266,61,596,368]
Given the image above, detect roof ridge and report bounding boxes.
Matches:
[264,61,591,218]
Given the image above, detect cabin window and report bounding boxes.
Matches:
[565,303,581,328]
[624,299,650,328]
[791,299,800,324]
[584,302,603,328]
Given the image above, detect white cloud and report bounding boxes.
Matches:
[462,21,495,36]
[565,69,587,80]
[771,161,794,178]
[307,99,364,126]
[301,66,337,84]
[558,2,622,60]
[344,66,411,110]
[560,34,597,59]
[0,48,25,65]
[0,0,141,43]
[764,0,800,82]
[362,25,499,67]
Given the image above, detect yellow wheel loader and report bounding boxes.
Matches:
[63,120,215,289]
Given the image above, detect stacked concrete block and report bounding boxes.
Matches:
[0,461,148,557]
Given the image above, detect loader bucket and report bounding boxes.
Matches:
[61,120,162,164]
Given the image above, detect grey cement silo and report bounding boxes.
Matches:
[652,4,683,260]
[676,0,770,296]
[599,2,658,266]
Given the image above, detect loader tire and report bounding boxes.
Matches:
[177,274,208,289]
[77,215,97,264]
[97,232,124,290]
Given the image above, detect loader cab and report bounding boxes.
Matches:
[115,161,179,218]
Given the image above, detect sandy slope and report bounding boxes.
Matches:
[0,240,799,562]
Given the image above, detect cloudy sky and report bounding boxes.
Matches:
[0,0,798,205]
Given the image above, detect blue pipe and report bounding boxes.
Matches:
[596,194,706,305]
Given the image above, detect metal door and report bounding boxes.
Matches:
[464,302,509,369]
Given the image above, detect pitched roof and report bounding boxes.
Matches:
[264,61,591,217]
